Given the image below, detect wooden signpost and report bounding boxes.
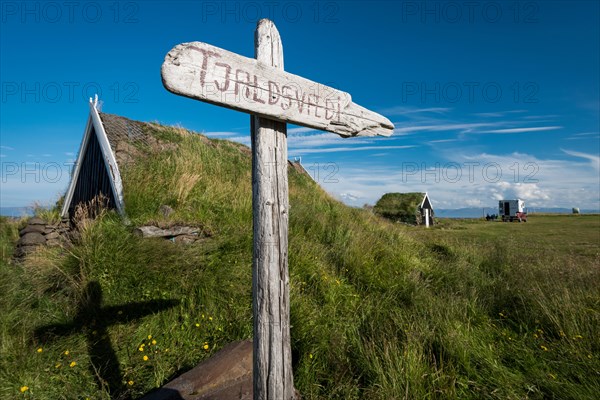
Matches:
[162,19,394,400]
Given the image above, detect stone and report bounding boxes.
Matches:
[136,226,201,238]
[19,232,46,246]
[141,341,253,400]
[45,231,60,240]
[19,224,46,235]
[28,217,46,225]
[15,245,38,258]
[174,235,197,244]
[46,239,61,247]
[159,205,174,218]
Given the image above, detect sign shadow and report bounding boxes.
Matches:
[34,281,179,399]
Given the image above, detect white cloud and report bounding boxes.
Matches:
[522,114,559,119]
[566,132,600,140]
[428,139,459,144]
[313,150,600,210]
[289,132,358,148]
[561,149,600,171]
[393,123,494,135]
[465,198,483,207]
[339,192,361,202]
[473,110,528,118]
[0,163,71,208]
[290,145,416,156]
[203,131,239,138]
[478,126,562,134]
[0,145,15,151]
[571,132,597,137]
[380,106,451,115]
[227,136,251,146]
[288,127,318,135]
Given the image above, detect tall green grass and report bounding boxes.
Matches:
[0,124,598,399]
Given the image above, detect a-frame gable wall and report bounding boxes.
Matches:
[60,100,126,218]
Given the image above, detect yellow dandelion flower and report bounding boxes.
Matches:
[203,343,209,350]
[540,345,548,351]
[147,335,152,340]
[143,355,149,361]
[152,340,157,345]
[20,386,29,393]
[37,347,43,353]
[202,314,205,319]
[69,361,77,368]
[209,317,213,321]
[127,380,134,386]
[195,323,200,327]
[165,348,169,352]
[64,350,69,356]
[309,353,313,359]
[138,347,144,352]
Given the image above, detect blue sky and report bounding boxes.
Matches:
[1,0,599,211]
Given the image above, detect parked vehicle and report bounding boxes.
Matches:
[499,199,527,222]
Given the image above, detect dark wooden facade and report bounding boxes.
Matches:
[67,126,116,217]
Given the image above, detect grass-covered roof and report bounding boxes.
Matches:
[373,192,426,224]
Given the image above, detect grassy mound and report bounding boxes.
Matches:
[373,192,425,224]
[1,122,598,399]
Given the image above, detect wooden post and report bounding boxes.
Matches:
[251,19,294,400]
[161,19,395,400]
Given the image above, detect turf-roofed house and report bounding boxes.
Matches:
[62,97,308,223]
[373,192,435,226]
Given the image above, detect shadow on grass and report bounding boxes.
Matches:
[34,281,179,399]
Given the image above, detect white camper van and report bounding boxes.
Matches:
[498,199,527,222]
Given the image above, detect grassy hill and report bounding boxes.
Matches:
[1,124,598,399]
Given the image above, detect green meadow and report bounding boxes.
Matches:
[1,125,598,399]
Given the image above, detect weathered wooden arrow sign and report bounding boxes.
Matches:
[162,19,394,400]
[162,42,393,137]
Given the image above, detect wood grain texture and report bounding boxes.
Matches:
[162,38,394,137]
[251,19,295,400]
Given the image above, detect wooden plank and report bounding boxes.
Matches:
[162,41,394,137]
[251,19,295,400]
